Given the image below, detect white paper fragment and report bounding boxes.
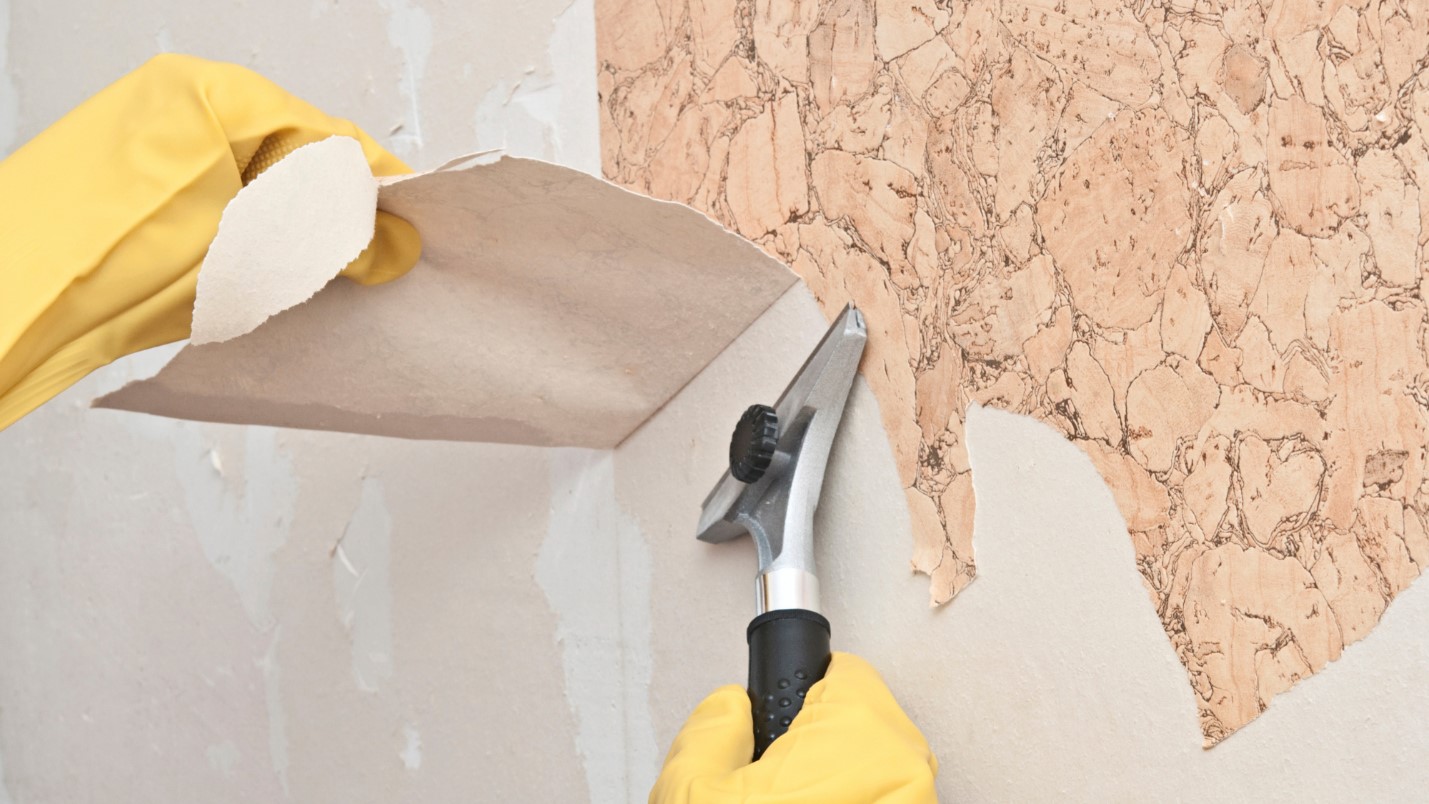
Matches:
[96,152,797,448]
[191,136,377,345]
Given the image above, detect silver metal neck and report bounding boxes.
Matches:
[697,305,867,614]
[756,568,821,614]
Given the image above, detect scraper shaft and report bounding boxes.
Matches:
[696,304,867,758]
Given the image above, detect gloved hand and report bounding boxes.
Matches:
[651,652,938,803]
[0,53,421,431]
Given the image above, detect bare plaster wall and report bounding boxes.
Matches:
[1,2,1429,802]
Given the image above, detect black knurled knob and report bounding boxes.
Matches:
[730,404,779,483]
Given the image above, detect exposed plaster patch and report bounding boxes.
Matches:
[540,449,657,802]
[474,78,562,162]
[399,725,422,771]
[548,0,600,174]
[175,428,296,631]
[472,0,599,174]
[377,0,433,157]
[332,477,395,692]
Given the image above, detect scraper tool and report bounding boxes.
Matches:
[697,303,867,759]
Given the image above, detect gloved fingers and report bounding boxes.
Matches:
[802,652,938,772]
[732,652,938,802]
[0,53,419,432]
[157,56,421,286]
[649,684,754,803]
[236,120,420,286]
[808,653,931,741]
[340,211,423,285]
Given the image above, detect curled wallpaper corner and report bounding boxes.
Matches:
[96,151,797,447]
[192,136,378,345]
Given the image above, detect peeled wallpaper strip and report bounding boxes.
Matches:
[96,139,797,448]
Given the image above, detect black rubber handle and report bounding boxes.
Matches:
[746,609,831,760]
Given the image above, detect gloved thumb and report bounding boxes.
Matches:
[649,685,753,802]
[340,212,422,286]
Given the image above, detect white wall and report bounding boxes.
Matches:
[2,2,1428,802]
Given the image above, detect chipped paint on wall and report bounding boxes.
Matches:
[473,0,600,175]
[377,0,433,156]
[175,428,296,631]
[399,724,422,771]
[548,0,600,175]
[474,78,564,161]
[332,477,395,692]
[541,449,658,802]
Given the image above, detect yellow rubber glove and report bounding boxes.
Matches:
[651,653,939,803]
[0,53,421,432]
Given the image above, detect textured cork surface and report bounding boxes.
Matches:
[596,0,1429,744]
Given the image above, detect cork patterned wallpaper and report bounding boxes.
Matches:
[597,0,1429,744]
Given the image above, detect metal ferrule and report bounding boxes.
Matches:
[756,567,821,615]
